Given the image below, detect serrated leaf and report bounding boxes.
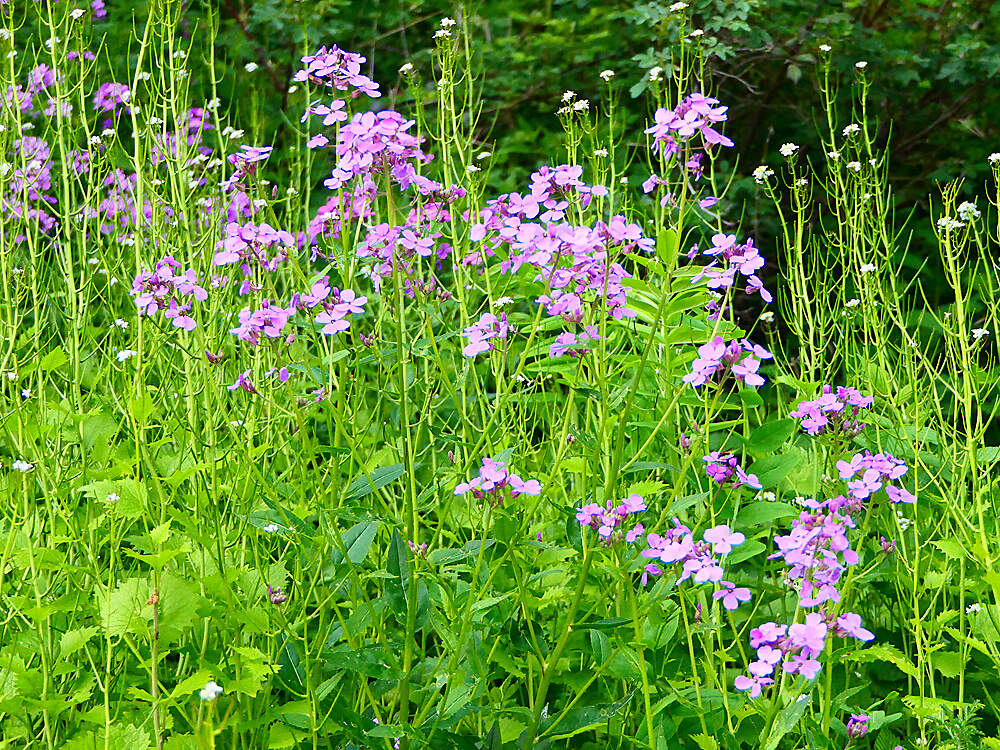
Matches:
[845,644,918,679]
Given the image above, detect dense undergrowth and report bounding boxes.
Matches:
[2,2,1000,749]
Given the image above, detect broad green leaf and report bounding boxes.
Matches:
[330,520,379,566]
[345,464,405,500]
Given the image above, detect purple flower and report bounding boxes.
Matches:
[462,312,511,357]
[576,494,646,546]
[455,457,542,504]
[702,524,746,555]
[846,714,869,740]
[787,612,828,657]
[734,674,773,699]
[713,580,751,610]
[791,385,872,437]
[293,45,381,98]
[683,336,771,389]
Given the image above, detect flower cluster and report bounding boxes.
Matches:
[462,313,511,357]
[323,110,434,192]
[683,337,772,388]
[644,92,734,154]
[454,457,542,502]
[467,165,653,357]
[641,521,746,587]
[214,221,295,291]
[550,325,601,358]
[575,493,645,544]
[703,452,762,489]
[229,299,297,344]
[790,385,873,437]
[130,256,208,331]
[837,451,915,504]
[292,45,380,98]
[694,232,772,303]
[734,611,874,698]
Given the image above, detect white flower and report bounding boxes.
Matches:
[440,17,457,27]
[244,62,259,72]
[759,311,775,323]
[847,161,861,171]
[137,72,151,81]
[752,165,774,183]
[957,201,980,221]
[465,164,481,173]
[688,29,704,38]
[5,372,15,380]
[287,84,298,94]
[106,493,120,503]
[116,349,138,362]
[493,296,514,308]
[433,29,451,39]
[756,491,777,502]
[972,328,990,340]
[46,36,61,49]
[967,603,982,614]
[207,98,221,110]
[599,69,615,81]
[779,142,798,157]
[648,66,663,82]
[819,43,832,52]
[399,62,414,75]
[937,216,965,233]
[669,1,689,10]
[12,460,33,472]
[846,298,861,308]
[71,8,86,19]
[89,136,101,146]
[593,148,608,157]
[0,30,9,40]
[476,151,492,160]
[21,388,31,399]
[860,263,876,274]
[173,49,187,59]
[573,99,589,111]
[199,681,223,701]
[795,178,808,187]
[855,61,868,69]
[843,123,861,136]
[262,523,280,533]
[561,90,576,102]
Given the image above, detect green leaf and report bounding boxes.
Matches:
[931,539,965,559]
[330,520,379,566]
[129,393,155,424]
[97,578,149,637]
[39,347,69,373]
[345,464,406,500]
[748,453,801,488]
[747,419,797,454]
[736,502,799,527]
[386,529,410,609]
[762,695,810,750]
[932,650,964,678]
[844,644,918,679]
[60,627,100,659]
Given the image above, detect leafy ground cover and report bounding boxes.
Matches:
[2,2,1000,749]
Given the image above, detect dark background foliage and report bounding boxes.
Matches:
[78,0,1000,296]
